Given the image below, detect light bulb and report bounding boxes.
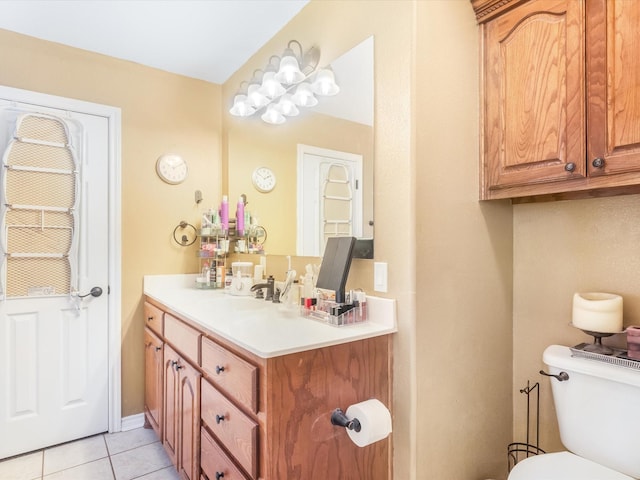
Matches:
[259,71,286,99]
[261,105,286,125]
[278,94,299,116]
[229,94,255,117]
[275,55,305,84]
[247,83,269,108]
[312,68,340,96]
[291,82,318,107]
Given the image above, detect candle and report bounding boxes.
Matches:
[572,292,623,333]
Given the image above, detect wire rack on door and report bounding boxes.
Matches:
[0,112,79,298]
[507,380,545,472]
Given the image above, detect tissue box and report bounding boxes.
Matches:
[627,326,640,360]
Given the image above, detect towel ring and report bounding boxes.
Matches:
[172,221,197,246]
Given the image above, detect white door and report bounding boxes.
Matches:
[0,99,109,459]
[297,145,363,257]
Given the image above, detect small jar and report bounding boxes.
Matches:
[626,326,640,360]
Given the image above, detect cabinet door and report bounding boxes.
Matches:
[587,0,640,176]
[144,328,163,439]
[178,360,201,480]
[482,0,585,196]
[164,345,180,468]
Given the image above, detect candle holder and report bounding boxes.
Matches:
[571,324,618,355]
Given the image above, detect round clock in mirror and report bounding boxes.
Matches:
[251,166,276,192]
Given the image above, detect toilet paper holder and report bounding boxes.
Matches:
[330,408,362,432]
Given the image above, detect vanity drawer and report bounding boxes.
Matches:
[201,427,250,480]
[201,337,258,414]
[201,380,258,479]
[143,302,164,336]
[164,314,201,364]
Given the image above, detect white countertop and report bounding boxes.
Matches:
[143,274,397,359]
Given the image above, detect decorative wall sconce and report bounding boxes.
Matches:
[229,40,340,125]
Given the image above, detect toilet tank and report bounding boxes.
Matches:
[543,345,640,478]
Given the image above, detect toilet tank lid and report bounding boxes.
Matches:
[543,345,640,388]
[509,452,634,480]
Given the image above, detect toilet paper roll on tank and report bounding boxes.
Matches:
[331,399,392,447]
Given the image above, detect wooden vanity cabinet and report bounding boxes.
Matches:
[144,297,392,480]
[474,0,640,200]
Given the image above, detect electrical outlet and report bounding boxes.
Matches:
[374,262,388,293]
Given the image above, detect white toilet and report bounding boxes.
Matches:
[509,344,640,479]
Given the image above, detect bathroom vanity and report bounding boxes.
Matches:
[143,274,396,480]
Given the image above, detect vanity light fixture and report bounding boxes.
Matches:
[229,40,340,125]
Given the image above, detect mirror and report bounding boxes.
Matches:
[226,36,374,257]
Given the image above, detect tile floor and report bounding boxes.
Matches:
[0,427,179,480]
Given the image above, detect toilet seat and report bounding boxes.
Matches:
[509,452,634,480]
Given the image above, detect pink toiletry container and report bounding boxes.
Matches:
[627,326,640,360]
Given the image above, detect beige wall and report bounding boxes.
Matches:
[513,194,640,453]
[415,1,513,479]
[0,28,223,417]
[1,1,521,479]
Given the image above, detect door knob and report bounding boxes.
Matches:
[79,286,103,298]
[564,162,576,172]
[592,157,605,168]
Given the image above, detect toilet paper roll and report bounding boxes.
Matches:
[345,399,392,447]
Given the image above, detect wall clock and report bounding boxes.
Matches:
[251,166,276,193]
[156,154,188,184]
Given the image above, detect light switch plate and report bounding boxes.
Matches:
[374,262,388,293]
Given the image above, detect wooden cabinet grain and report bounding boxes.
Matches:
[144,327,163,439]
[585,0,640,180]
[144,297,392,480]
[163,344,180,468]
[474,0,640,200]
[164,343,201,480]
[177,357,201,480]
[201,426,249,480]
[144,301,164,336]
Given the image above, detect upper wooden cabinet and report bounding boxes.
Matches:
[473,0,640,200]
[586,0,640,180]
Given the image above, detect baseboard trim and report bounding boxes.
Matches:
[121,413,146,432]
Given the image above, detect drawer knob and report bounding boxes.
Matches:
[564,162,576,172]
[216,473,225,480]
[147,316,154,322]
[592,157,605,168]
[215,365,225,374]
[215,414,225,424]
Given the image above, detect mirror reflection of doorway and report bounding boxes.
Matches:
[297,144,363,257]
